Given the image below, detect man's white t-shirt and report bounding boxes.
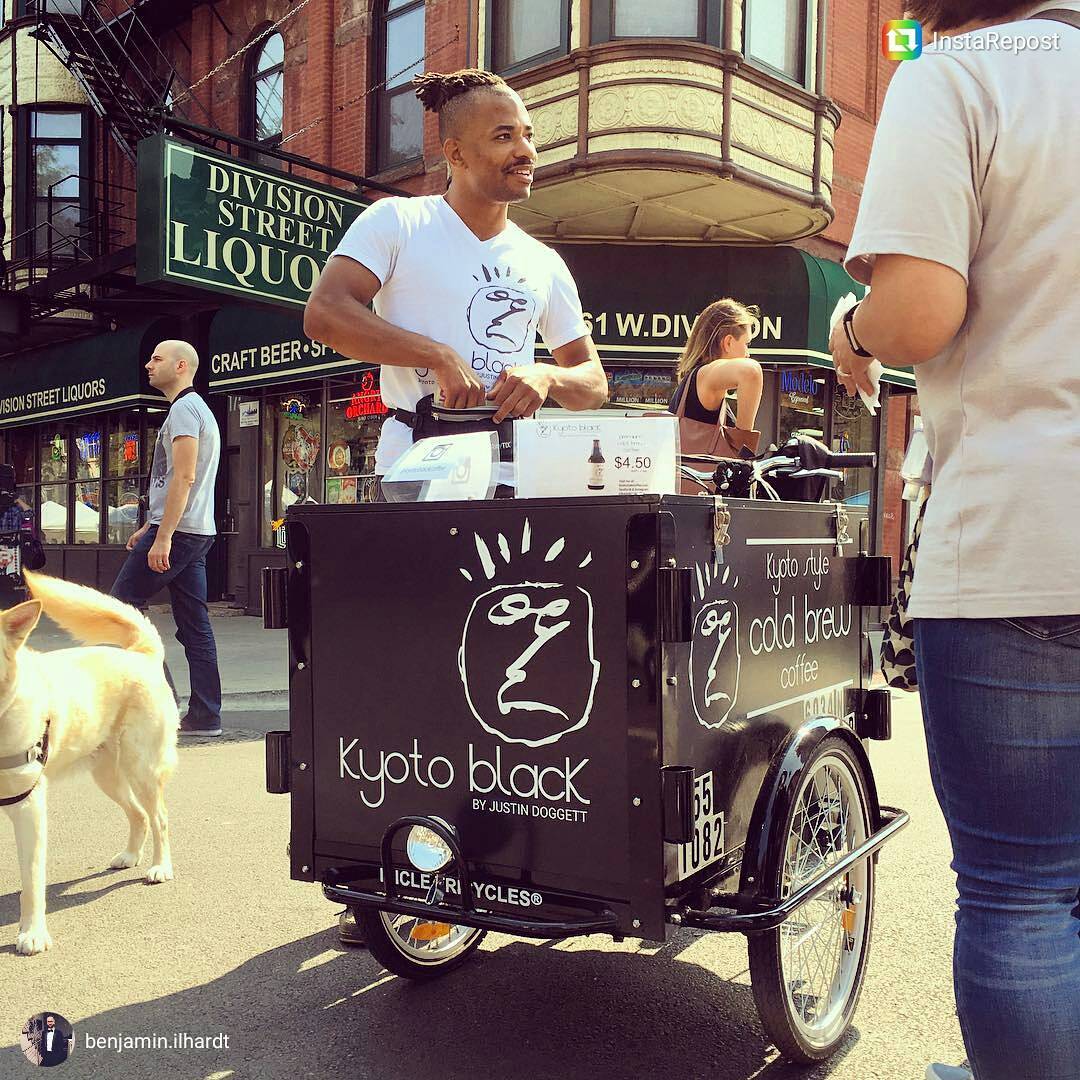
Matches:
[845,1,1080,618]
[330,194,590,476]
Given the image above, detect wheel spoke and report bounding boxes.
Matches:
[772,751,872,1049]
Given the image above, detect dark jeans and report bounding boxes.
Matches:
[916,616,1080,1080]
[111,525,222,723]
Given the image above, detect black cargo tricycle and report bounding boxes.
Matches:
[265,439,908,1064]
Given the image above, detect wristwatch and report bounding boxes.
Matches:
[842,304,873,358]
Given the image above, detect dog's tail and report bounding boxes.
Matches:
[23,571,165,663]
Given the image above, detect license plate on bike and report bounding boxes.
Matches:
[677,773,726,879]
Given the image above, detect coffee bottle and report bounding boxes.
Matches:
[588,439,606,491]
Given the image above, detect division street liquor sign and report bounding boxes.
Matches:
[136,134,367,308]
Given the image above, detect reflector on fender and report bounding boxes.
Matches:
[409,922,453,942]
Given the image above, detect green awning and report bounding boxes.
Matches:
[549,244,917,389]
[0,318,165,429]
[749,252,915,388]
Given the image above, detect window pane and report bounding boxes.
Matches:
[256,31,284,73]
[74,481,101,544]
[105,480,142,545]
[41,485,68,544]
[325,375,388,504]
[388,0,416,11]
[385,6,425,89]
[108,412,143,479]
[614,0,699,37]
[8,430,35,485]
[31,111,81,139]
[386,90,424,167]
[255,70,284,141]
[34,200,82,251]
[260,398,275,548]
[274,395,322,520]
[39,430,68,484]
[41,0,84,16]
[748,0,805,77]
[494,0,562,70]
[34,142,80,198]
[72,426,102,481]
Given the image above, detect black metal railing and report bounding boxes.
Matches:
[3,171,137,318]
[31,0,211,165]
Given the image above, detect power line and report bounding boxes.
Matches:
[279,25,460,147]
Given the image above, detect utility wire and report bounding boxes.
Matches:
[280,26,460,146]
[171,0,317,106]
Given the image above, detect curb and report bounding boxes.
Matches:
[220,690,288,713]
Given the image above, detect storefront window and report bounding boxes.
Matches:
[39,429,68,485]
[326,375,388,506]
[776,367,827,444]
[607,366,679,408]
[73,480,100,544]
[260,391,323,546]
[40,484,68,544]
[108,411,143,479]
[7,408,162,546]
[105,482,141,546]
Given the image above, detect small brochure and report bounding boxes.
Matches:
[381,431,499,502]
[515,415,679,498]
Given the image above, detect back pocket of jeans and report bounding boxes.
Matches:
[1002,615,1080,640]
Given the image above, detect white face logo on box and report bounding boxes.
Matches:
[689,564,742,730]
[458,521,600,748]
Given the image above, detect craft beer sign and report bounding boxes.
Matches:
[136,134,367,308]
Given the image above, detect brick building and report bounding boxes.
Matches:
[0,0,914,607]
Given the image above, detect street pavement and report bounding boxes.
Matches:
[0,666,967,1080]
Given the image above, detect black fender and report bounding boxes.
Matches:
[738,717,881,898]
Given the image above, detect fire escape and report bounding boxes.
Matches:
[3,1,400,351]
[4,1,211,338]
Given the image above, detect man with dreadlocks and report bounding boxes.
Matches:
[306,69,607,944]
[305,68,607,499]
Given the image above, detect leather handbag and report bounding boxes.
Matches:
[670,369,761,494]
[880,486,929,691]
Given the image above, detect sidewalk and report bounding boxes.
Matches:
[28,608,289,713]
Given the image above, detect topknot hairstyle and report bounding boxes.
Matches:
[413,69,513,140]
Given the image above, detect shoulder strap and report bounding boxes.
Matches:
[673,366,735,425]
[1029,8,1080,28]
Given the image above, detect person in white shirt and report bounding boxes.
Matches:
[829,3,1080,1079]
[304,68,608,494]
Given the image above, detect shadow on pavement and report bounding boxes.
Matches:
[0,870,146,950]
[6,926,861,1080]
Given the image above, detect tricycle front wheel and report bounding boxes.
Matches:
[357,908,487,980]
[748,735,876,1063]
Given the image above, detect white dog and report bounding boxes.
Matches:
[1,572,178,954]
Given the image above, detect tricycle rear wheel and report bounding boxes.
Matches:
[357,908,487,980]
[747,735,875,1063]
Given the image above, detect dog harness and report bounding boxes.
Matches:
[0,721,50,806]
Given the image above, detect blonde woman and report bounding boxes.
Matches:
[669,298,764,433]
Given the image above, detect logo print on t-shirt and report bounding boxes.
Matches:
[467,264,537,356]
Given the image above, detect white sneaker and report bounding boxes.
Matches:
[926,1066,973,1080]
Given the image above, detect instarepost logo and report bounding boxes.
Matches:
[882,19,923,60]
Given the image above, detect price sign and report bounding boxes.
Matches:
[514,415,678,498]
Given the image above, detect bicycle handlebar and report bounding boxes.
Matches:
[825,452,877,469]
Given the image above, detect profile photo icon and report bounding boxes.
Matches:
[19,1013,73,1068]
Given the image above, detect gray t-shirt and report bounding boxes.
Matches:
[148,390,220,536]
[845,0,1080,618]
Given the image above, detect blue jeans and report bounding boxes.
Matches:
[111,525,222,723]
[916,617,1080,1080]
